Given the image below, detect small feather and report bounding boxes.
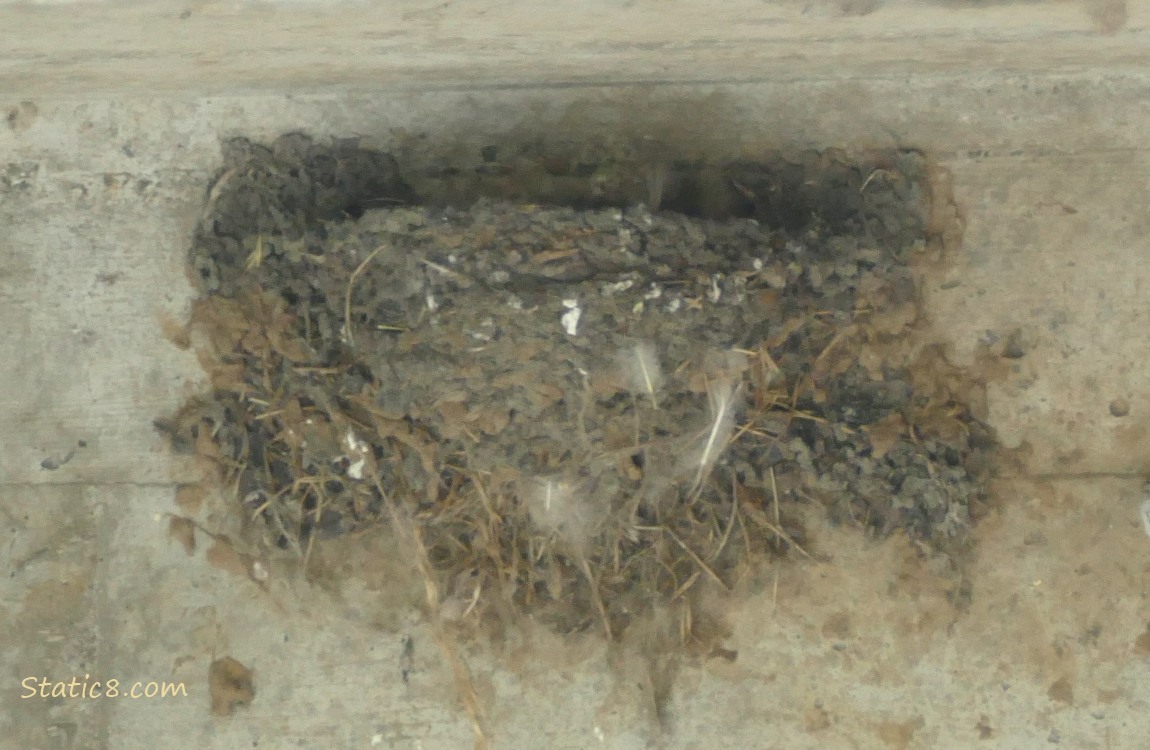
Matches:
[619,341,663,408]
[690,377,742,493]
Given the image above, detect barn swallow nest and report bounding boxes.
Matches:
[158,136,995,643]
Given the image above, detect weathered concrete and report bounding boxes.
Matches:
[2,2,1148,748]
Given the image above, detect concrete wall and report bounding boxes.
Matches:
[2,3,1149,749]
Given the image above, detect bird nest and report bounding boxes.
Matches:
[158,134,995,644]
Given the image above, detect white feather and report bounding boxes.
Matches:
[522,476,593,550]
[619,341,663,408]
[690,377,742,493]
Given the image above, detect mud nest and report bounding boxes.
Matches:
[159,134,995,642]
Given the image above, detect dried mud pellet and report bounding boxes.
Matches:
[208,657,255,716]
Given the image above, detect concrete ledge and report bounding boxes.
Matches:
[1,1,1145,96]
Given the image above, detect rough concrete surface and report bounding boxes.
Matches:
[2,2,1150,749]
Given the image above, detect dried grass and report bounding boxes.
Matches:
[157,284,799,647]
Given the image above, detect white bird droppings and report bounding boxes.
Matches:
[708,274,723,303]
[602,279,634,295]
[250,560,269,582]
[561,299,582,336]
[345,429,370,479]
